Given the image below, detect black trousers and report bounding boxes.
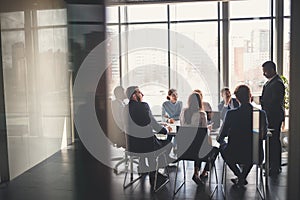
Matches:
[137,137,171,174]
[194,147,219,171]
[269,121,283,171]
[220,147,253,180]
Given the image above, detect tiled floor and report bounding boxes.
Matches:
[0,141,288,200]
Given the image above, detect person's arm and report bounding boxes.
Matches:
[272,80,285,109]
[147,103,169,134]
[263,79,284,107]
[205,102,213,122]
[218,101,229,121]
[199,111,208,127]
[172,101,182,121]
[200,112,213,145]
[217,111,232,144]
[179,109,185,125]
[162,102,168,122]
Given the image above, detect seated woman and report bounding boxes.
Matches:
[180,92,219,185]
[193,89,213,123]
[162,89,183,143]
[162,89,183,123]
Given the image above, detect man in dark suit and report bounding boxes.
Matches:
[261,61,285,176]
[123,86,172,186]
[218,87,240,121]
[217,85,268,186]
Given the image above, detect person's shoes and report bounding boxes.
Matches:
[238,178,248,186]
[149,172,168,187]
[269,168,282,176]
[231,177,248,185]
[231,177,239,185]
[200,171,209,179]
[192,174,204,185]
[167,162,177,167]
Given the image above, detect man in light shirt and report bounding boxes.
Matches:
[218,87,239,121]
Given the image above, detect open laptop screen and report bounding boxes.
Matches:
[207,111,220,130]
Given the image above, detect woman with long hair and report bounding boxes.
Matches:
[180,92,218,185]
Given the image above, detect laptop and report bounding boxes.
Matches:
[207,111,221,130]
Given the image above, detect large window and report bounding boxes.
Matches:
[127,4,167,22]
[125,24,168,111]
[106,2,220,116]
[106,0,290,114]
[230,0,270,18]
[283,0,291,80]
[283,18,290,80]
[228,0,277,97]
[229,20,270,96]
[169,2,218,20]
[170,22,219,109]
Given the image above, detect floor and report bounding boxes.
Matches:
[0,140,288,200]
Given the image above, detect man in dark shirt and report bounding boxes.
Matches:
[260,61,285,176]
[123,86,172,187]
[217,85,268,186]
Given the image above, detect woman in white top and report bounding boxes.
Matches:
[180,93,218,185]
[180,93,207,127]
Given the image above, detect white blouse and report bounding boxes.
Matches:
[180,109,207,127]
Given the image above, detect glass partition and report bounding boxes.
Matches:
[0,8,71,179]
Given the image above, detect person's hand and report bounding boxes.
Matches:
[207,123,213,131]
[166,126,173,133]
[224,96,231,105]
[160,122,168,126]
[168,118,175,124]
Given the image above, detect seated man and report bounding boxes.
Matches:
[123,86,172,187]
[217,85,268,187]
[218,87,239,121]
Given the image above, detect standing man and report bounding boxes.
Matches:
[218,87,240,121]
[261,61,285,176]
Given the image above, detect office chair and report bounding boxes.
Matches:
[172,126,218,198]
[107,101,138,174]
[123,134,170,192]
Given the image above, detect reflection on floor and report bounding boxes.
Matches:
[0,140,288,200]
